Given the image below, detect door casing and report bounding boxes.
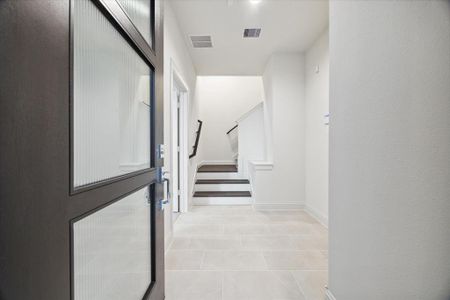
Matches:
[170,60,189,214]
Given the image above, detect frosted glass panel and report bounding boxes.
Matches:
[73,187,152,300]
[73,0,151,188]
[116,0,152,46]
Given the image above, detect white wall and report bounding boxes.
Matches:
[237,103,266,178]
[253,53,306,209]
[329,1,450,299]
[305,29,329,226]
[163,1,198,247]
[196,76,264,163]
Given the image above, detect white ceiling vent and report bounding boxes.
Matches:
[190,35,213,48]
[243,28,261,38]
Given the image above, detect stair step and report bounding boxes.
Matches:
[196,179,249,184]
[198,164,237,173]
[196,172,240,179]
[195,183,251,192]
[193,191,251,197]
[193,197,252,206]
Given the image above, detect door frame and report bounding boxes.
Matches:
[170,59,189,214]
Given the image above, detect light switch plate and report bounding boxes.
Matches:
[324,113,330,125]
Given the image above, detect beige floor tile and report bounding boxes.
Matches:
[167,206,328,299]
[176,214,218,224]
[190,205,254,215]
[165,250,204,270]
[241,236,296,250]
[311,223,328,236]
[217,214,269,224]
[189,236,242,250]
[169,237,191,250]
[260,211,319,224]
[224,224,269,235]
[290,236,328,250]
[292,270,328,300]
[222,271,305,300]
[263,251,328,270]
[165,270,222,300]
[202,251,267,270]
[174,223,224,236]
[267,223,314,235]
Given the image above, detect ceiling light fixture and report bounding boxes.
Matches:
[250,0,261,4]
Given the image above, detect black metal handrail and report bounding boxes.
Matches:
[189,120,203,159]
[226,124,238,135]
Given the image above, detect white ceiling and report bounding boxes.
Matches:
[169,0,329,75]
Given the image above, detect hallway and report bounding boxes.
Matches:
[165,206,328,300]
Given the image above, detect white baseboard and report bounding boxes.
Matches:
[325,287,337,300]
[253,203,305,211]
[305,205,328,228]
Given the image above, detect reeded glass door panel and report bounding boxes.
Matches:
[115,0,153,46]
[73,0,151,188]
[73,186,152,300]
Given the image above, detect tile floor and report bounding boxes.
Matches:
[165,206,328,300]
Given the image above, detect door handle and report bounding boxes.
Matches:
[162,177,170,204]
[158,169,170,210]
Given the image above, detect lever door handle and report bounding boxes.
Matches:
[158,169,170,210]
[158,178,170,211]
[163,177,170,200]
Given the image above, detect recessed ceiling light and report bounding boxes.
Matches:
[250,0,261,4]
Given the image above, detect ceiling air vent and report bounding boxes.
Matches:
[190,35,213,48]
[243,28,261,38]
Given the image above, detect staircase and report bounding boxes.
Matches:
[193,164,252,205]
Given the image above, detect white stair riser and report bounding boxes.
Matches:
[193,197,252,206]
[195,184,251,192]
[196,172,240,180]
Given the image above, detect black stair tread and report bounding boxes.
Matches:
[193,191,252,197]
[198,164,238,173]
[196,179,250,184]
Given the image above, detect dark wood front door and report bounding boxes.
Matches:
[0,0,165,299]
